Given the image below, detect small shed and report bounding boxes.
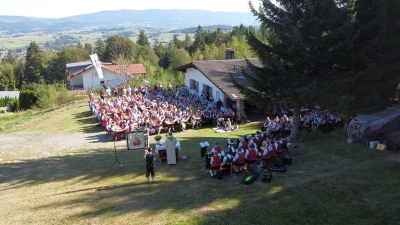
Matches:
[348,104,400,137]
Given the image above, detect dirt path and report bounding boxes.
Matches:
[0,131,116,161]
[0,100,116,161]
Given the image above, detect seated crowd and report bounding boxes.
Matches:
[261,109,345,137]
[208,108,345,178]
[208,131,289,177]
[89,83,236,140]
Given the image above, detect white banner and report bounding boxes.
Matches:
[89,53,104,79]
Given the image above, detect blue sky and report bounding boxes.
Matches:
[0,0,260,18]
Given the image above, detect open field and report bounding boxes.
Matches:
[1,100,400,224]
[0,35,55,49]
[1,27,194,51]
[69,32,105,45]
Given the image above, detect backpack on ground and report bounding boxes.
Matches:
[273,160,284,167]
[252,163,263,175]
[242,173,259,185]
[268,165,286,172]
[282,155,292,165]
[216,170,223,180]
[262,171,272,183]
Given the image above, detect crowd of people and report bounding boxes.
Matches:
[89,83,236,140]
[261,109,345,137]
[208,131,289,178]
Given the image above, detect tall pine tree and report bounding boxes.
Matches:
[235,0,356,139]
[25,41,45,84]
[136,29,150,47]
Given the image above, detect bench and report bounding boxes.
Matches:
[160,126,169,133]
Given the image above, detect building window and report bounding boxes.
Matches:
[190,79,199,93]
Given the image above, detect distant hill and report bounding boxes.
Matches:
[0,9,258,34]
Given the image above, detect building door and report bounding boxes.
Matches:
[202,84,213,101]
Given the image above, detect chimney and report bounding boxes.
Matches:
[225,48,234,60]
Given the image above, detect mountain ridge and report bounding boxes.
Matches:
[0,9,258,33]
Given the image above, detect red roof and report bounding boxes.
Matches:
[68,63,146,80]
[101,64,147,75]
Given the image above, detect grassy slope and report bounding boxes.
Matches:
[0,100,400,225]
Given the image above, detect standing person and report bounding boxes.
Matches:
[127,85,132,96]
[144,147,155,183]
[100,89,105,100]
[122,86,127,97]
[113,87,119,96]
[106,86,111,98]
[165,132,177,165]
[168,82,172,91]
[89,90,94,102]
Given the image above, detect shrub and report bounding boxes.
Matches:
[154,135,162,141]
[19,90,37,109]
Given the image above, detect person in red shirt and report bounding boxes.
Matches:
[209,152,221,177]
[245,143,258,164]
[233,147,245,173]
[212,141,222,154]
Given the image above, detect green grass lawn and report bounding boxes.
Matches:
[0,100,399,224]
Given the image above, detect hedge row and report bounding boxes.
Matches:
[19,90,37,110]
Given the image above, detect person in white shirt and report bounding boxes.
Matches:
[127,85,132,96]
[106,87,111,97]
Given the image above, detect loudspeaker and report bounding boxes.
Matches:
[201,146,207,157]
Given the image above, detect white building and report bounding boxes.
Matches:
[175,57,261,120]
[66,61,146,90]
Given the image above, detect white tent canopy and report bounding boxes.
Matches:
[348,104,400,137]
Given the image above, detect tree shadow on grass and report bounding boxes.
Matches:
[73,111,105,133]
[1,134,400,224]
[85,132,111,143]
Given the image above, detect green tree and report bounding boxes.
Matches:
[25,41,45,84]
[48,46,89,83]
[105,35,135,63]
[2,51,16,64]
[168,44,191,69]
[136,29,150,47]
[345,0,400,114]
[84,43,93,54]
[203,44,225,60]
[191,25,206,53]
[235,0,356,140]
[182,34,193,52]
[226,35,255,59]
[94,38,106,61]
[0,63,16,90]
[134,45,159,71]
[191,48,204,61]
[231,24,248,37]
[172,34,183,49]
[14,58,25,89]
[153,40,169,68]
